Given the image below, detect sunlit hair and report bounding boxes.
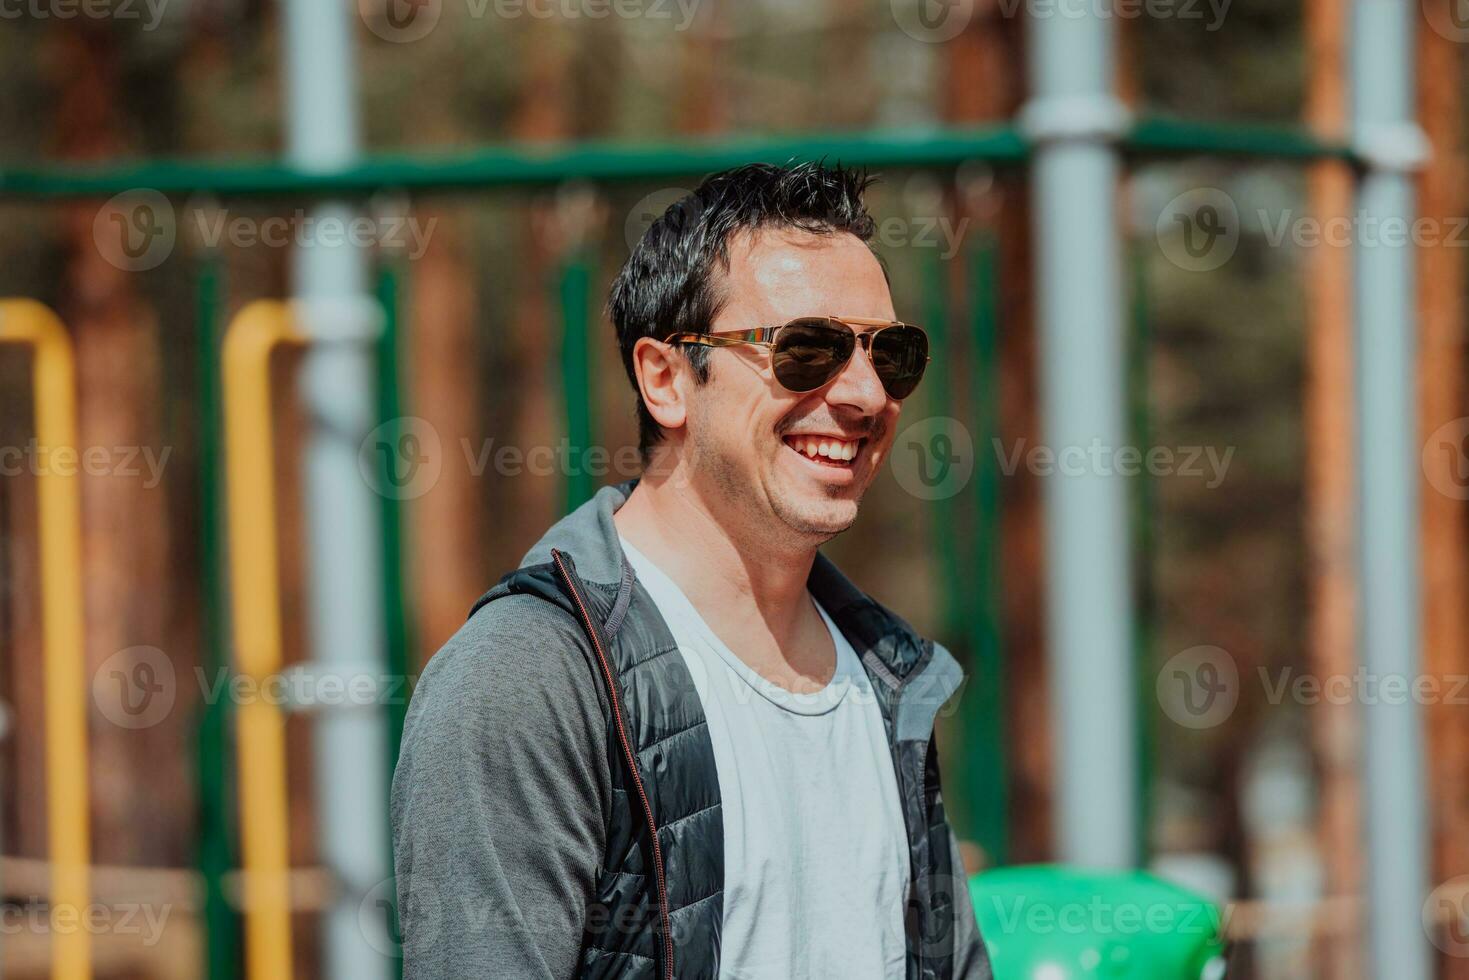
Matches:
[608,161,880,460]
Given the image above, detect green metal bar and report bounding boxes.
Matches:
[1124,115,1357,162]
[559,247,596,513]
[0,126,1026,200]
[0,117,1359,201]
[962,233,1008,867]
[1127,242,1156,864]
[193,254,241,980]
[375,262,412,978]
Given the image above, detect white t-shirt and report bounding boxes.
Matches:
[619,537,911,980]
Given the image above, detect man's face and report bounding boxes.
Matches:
[682,227,905,541]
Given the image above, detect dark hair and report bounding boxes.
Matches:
[607,161,880,459]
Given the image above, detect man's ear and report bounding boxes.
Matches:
[632,336,689,436]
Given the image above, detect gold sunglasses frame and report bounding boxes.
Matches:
[662,315,931,396]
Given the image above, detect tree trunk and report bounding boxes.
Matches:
[1304,0,1362,973]
[1417,20,1469,979]
[53,25,194,873]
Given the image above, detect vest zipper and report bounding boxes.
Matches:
[885,659,936,978]
[552,550,675,980]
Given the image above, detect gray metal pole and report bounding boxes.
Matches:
[1350,0,1431,974]
[1020,1,1137,867]
[281,3,393,979]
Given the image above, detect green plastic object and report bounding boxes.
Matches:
[969,866,1228,979]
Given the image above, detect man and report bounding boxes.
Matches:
[392,162,991,979]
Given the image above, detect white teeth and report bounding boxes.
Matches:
[789,436,860,461]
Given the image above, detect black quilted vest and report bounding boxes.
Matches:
[470,483,971,980]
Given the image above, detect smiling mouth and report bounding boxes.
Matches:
[782,434,865,467]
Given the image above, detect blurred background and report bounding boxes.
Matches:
[0,0,1466,977]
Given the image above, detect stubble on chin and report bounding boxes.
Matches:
[689,432,862,544]
[769,493,859,541]
[769,452,868,540]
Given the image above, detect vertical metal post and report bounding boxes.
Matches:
[376,263,413,778]
[1350,0,1430,974]
[964,233,1008,866]
[921,248,963,645]
[0,301,91,980]
[281,3,392,979]
[375,263,412,980]
[1127,243,1155,864]
[1020,0,1137,868]
[921,241,1010,859]
[559,247,596,512]
[194,256,241,980]
[224,303,306,980]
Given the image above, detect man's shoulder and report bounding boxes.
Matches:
[391,591,614,933]
[409,592,608,729]
[446,591,586,654]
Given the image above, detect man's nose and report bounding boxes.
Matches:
[823,338,890,415]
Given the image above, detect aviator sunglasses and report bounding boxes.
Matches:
[663,315,930,400]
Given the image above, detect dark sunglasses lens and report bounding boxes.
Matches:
[771,319,855,392]
[870,325,928,399]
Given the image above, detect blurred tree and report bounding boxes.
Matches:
[1416,15,1469,980]
[1302,0,1361,973]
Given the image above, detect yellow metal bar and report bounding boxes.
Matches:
[0,299,91,980]
[222,301,306,980]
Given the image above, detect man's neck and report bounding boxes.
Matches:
[613,472,835,689]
